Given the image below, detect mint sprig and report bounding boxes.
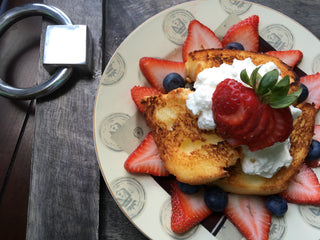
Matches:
[240,67,302,109]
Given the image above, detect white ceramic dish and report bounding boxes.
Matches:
[94,0,320,239]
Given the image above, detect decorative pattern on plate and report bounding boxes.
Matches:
[99,113,130,151]
[133,126,144,140]
[269,216,287,240]
[163,9,195,45]
[160,198,199,239]
[219,0,252,15]
[260,24,294,50]
[111,177,146,219]
[299,205,320,229]
[101,52,126,85]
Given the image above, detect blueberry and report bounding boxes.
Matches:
[177,181,201,194]
[204,186,228,212]
[297,83,309,103]
[306,139,320,161]
[225,42,244,50]
[265,195,288,216]
[163,73,185,93]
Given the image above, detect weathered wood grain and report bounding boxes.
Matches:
[26,0,103,239]
[0,9,41,240]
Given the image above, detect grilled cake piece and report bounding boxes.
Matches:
[142,49,314,194]
[215,103,316,195]
[143,88,241,185]
[185,49,299,86]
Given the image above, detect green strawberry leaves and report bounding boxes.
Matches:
[240,67,302,109]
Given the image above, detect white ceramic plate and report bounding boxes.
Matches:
[94,0,320,239]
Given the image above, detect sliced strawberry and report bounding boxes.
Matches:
[224,194,271,240]
[170,181,212,234]
[124,132,169,176]
[182,19,222,62]
[139,57,185,93]
[281,164,320,205]
[247,106,292,151]
[228,15,259,32]
[212,78,261,138]
[300,73,320,111]
[265,50,303,68]
[222,24,259,52]
[131,86,161,113]
[222,15,259,52]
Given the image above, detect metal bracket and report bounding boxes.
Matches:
[0,3,90,100]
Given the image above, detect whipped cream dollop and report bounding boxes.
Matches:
[186,58,302,178]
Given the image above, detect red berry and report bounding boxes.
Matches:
[182,20,222,62]
[139,57,185,93]
[212,78,294,151]
[266,50,303,68]
[170,181,212,233]
[124,132,169,176]
[131,86,161,113]
[224,194,271,240]
[222,15,259,52]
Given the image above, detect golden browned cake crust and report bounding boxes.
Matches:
[185,49,299,86]
[214,103,316,195]
[143,88,241,185]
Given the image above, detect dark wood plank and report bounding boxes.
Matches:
[0,2,42,239]
[26,0,103,239]
[0,101,35,240]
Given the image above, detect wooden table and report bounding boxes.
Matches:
[0,0,319,239]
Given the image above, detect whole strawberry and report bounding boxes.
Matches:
[212,68,302,151]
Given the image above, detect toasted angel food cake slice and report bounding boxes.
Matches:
[185,49,299,86]
[143,88,241,185]
[214,102,316,195]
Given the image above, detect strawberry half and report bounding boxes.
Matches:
[281,164,320,205]
[265,50,303,68]
[224,194,271,240]
[300,73,320,110]
[139,57,185,93]
[131,86,161,113]
[182,19,222,62]
[211,78,293,151]
[124,132,169,176]
[171,182,212,234]
[222,15,259,52]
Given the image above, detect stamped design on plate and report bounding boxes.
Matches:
[299,205,320,229]
[111,177,145,219]
[219,0,252,15]
[160,198,199,239]
[312,54,320,73]
[101,52,126,85]
[269,216,287,240]
[163,9,195,45]
[133,126,144,140]
[99,113,130,151]
[260,24,294,51]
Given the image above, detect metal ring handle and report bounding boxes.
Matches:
[0,3,73,100]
